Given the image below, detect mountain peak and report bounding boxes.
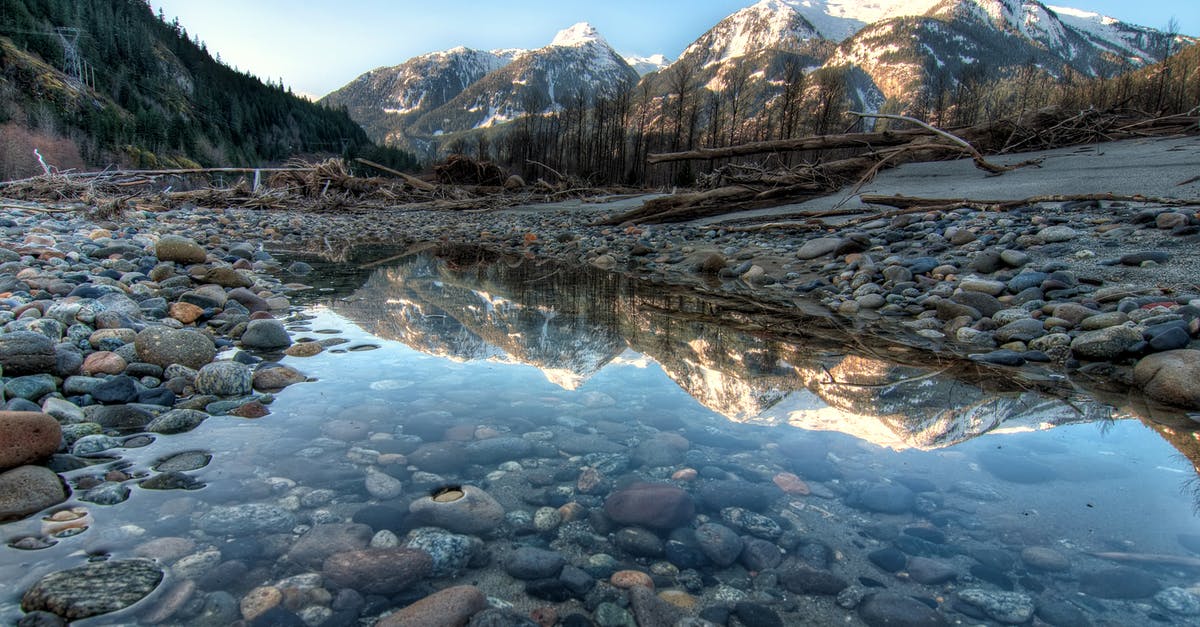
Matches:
[551,22,606,47]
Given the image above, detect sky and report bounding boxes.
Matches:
[148,0,1198,100]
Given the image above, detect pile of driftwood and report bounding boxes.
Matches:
[0,155,606,217]
[598,106,1199,225]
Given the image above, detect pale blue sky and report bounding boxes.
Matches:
[148,0,1197,99]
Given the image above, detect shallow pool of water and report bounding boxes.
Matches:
[3,253,1200,625]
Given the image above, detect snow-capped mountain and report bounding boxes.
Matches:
[406,22,639,136]
[624,53,672,76]
[327,22,637,152]
[321,46,519,144]
[679,0,825,68]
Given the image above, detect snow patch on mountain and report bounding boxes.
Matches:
[681,0,824,67]
[624,53,672,76]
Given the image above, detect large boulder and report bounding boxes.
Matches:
[1134,350,1200,409]
[134,327,216,370]
[155,235,207,264]
[408,485,505,535]
[0,465,68,521]
[0,331,57,376]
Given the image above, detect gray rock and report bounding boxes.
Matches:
[408,485,505,534]
[287,523,373,568]
[406,527,476,577]
[135,327,215,370]
[20,558,163,619]
[322,548,432,596]
[0,465,67,521]
[89,404,154,430]
[240,319,292,350]
[1079,567,1160,599]
[907,557,957,584]
[720,507,782,540]
[0,331,56,376]
[1070,325,1143,360]
[153,450,212,472]
[695,522,743,567]
[194,361,253,396]
[779,564,848,595]
[505,546,565,580]
[198,503,296,535]
[1037,225,1077,243]
[71,434,121,456]
[464,437,533,465]
[615,527,665,558]
[796,237,844,260]
[365,467,403,499]
[1156,587,1200,615]
[5,374,58,401]
[859,593,947,626]
[629,585,685,627]
[80,482,130,505]
[1020,546,1070,572]
[155,235,206,264]
[739,538,784,571]
[957,589,1034,624]
[145,409,210,434]
[959,278,1006,296]
[995,318,1045,343]
[855,484,915,514]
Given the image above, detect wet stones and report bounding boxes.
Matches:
[1133,349,1200,409]
[0,465,67,521]
[144,408,209,434]
[796,238,844,260]
[322,548,433,596]
[405,527,476,577]
[21,558,163,620]
[0,412,61,470]
[604,482,694,529]
[408,485,505,535]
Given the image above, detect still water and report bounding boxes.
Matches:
[3,252,1200,625]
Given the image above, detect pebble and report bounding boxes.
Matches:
[956,589,1034,624]
[506,546,566,580]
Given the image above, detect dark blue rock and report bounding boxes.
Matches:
[908,257,940,274]
[1008,272,1049,293]
[91,375,140,404]
[1120,251,1170,266]
[734,602,783,627]
[136,387,176,407]
[558,564,595,596]
[1148,326,1191,351]
[969,350,1026,367]
[779,565,848,595]
[1079,567,1160,599]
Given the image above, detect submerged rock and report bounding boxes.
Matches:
[0,465,67,521]
[408,485,504,535]
[21,558,163,619]
[604,482,694,529]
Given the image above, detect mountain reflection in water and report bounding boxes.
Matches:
[315,252,1158,454]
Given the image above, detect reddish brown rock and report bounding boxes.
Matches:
[376,585,487,627]
[80,351,127,376]
[603,482,694,529]
[168,302,205,324]
[322,548,432,595]
[0,412,62,471]
[611,570,655,590]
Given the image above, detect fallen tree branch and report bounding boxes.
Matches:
[354,158,436,191]
[849,111,1037,174]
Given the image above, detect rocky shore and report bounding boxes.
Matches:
[0,135,1199,625]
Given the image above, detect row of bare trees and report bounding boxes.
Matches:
[444,41,1197,189]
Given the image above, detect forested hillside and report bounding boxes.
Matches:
[0,0,415,178]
